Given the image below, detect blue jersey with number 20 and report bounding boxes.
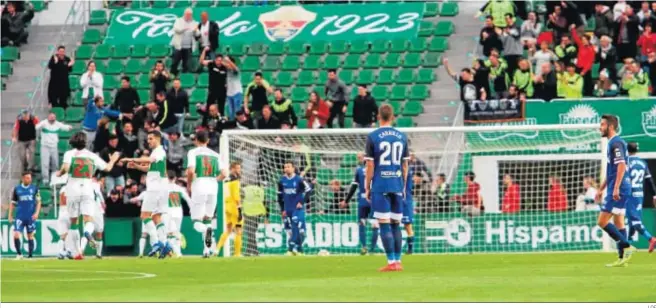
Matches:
[365,127,409,193]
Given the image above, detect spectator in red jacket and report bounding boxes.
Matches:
[305,91,330,129]
[570,24,596,96]
[637,23,656,66]
[502,174,521,213]
[547,175,568,212]
[453,171,482,216]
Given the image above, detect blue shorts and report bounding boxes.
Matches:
[13,217,36,234]
[357,204,373,222]
[371,192,403,221]
[284,209,306,233]
[626,197,643,223]
[402,200,414,224]
[602,194,628,216]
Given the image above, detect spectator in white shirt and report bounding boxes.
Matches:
[36,112,72,186]
[223,55,242,120]
[170,8,198,75]
[613,0,628,21]
[529,41,558,76]
[79,61,104,104]
[576,176,599,212]
[520,11,542,49]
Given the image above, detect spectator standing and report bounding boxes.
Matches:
[328,180,349,214]
[0,2,33,47]
[35,112,72,186]
[501,174,520,213]
[512,58,534,98]
[547,5,568,45]
[12,110,38,172]
[409,153,433,182]
[554,34,577,65]
[570,26,596,96]
[478,0,515,28]
[596,36,619,82]
[554,61,566,98]
[198,104,221,149]
[256,105,281,130]
[594,3,615,39]
[166,78,189,134]
[434,173,450,212]
[116,121,139,159]
[165,132,189,176]
[615,6,640,62]
[80,61,104,104]
[472,59,491,98]
[223,56,243,120]
[105,189,131,218]
[648,51,656,95]
[520,11,542,49]
[244,72,273,118]
[479,16,503,57]
[113,76,140,119]
[533,62,558,101]
[305,91,330,129]
[637,1,653,25]
[195,12,219,60]
[444,58,487,102]
[82,96,121,150]
[93,117,111,154]
[594,70,619,97]
[199,47,228,116]
[170,8,198,75]
[637,24,656,66]
[47,46,74,109]
[561,63,584,99]
[324,69,348,128]
[613,0,629,22]
[485,52,509,97]
[150,92,178,133]
[452,171,483,216]
[99,135,126,192]
[150,61,170,98]
[622,62,651,99]
[528,41,558,76]
[547,175,568,212]
[270,89,297,128]
[352,85,378,128]
[575,176,599,212]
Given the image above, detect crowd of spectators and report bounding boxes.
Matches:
[1,1,34,47]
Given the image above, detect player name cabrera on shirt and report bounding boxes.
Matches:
[377,130,404,140]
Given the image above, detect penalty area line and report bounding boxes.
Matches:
[1,269,157,283]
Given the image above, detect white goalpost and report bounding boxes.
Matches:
[220,123,610,256]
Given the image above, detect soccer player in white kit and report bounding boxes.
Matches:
[186,131,226,257]
[87,176,105,259]
[56,132,120,260]
[56,186,73,260]
[166,171,192,257]
[121,130,171,258]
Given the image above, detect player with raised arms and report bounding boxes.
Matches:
[626,142,656,252]
[595,114,636,267]
[121,130,172,258]
[278,161,311,256]
[364,104,409,272]
[56,132,120,260]
[8,172,41,259]
[342,152,380,255]
[186,130,226,258]
[403,168,415,254]
[217,162,244,257]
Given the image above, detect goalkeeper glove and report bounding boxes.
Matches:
[238,207,243,222]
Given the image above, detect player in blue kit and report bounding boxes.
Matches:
[596,114,636,267]
[342,152,380,255]
[626,142,656,252]
[8,172,41,259]
[278,162,311,256]
[364,104,409,272]
[403,169,415,254]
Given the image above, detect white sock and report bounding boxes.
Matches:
[80,237,88,252]
[139,237,146,256]
[168,235,178,255]
[174,238,182,256]
[71,230,81,255]
[194,221,208,248]
[57,239,65,254]
[156,223,167,243]
[83,221,95,236]
[96,241,103,257]
[146,220,158,244]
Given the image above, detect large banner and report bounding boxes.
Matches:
[464,99,525,123]
[104,3,424,45]
[0,220,60,257]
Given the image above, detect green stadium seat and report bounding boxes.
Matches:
[40,189,53,206]
[51,107,65,120]
[179,73,196,88]
[349,40,368,53]
[218,0,232,6]
[124,59,142,74]
[440,2,459,16]
[133,73,149,90]
[197,73,209,88]
[336,168,354,182]
[111,45,131,58]
[329,41,348,54]
[65,107,85,122]
[195,0,213,6]
[282,56,301,71]
[75,45,94,60]
[71,62,86,75]
[409,85,429,100]
[152,0,170,8]
[345,102,354,117]
[409,38,428,53]
[297,119,308,129]
[317,168,334,185]
[287,42,306,55]
[322,55,340,69]
[370,39,389,54]
[1,46,19,61]
[417,69,435,84]
[104,75,119,89]
[309,41,328,55]
[303,55,321,70]
[68,75,79,89]
[95,61,108,74]
[349,87,358,100]
[403,101,423,116]
[228,43,247,56]
[94,44,111,59]
[31,0,47,12]
[418,21,434,37]
[190,88,207,103]
[240,73,251,86]
[241,57,261,72]
[395,69,415,84]
[89,9,107,25]
[382,53,401,68]
[131,45,148,58]
[106,59,124,75]
[59,129,74,139]
[292,103,303,117]
[149,45,170,58]
[363,54,382,69]
[423,52,442,67]
[377,69,394,84]
[343,55,361,70]
[57,139,70,153]
[249,43,266,56]
[356,70,375,84]
[395,117,414,128]
[0,62,12,77]
[268,42,285,55]
[138,90,150,103]
[402,53,422,68]
[297,71,315,86]
[81,29,102,44]
[131,0,151,8]
[344,118,353,127]
[429,38,448,52]
[424,2,440,17]
[390,85,408,101]
[434,21,455,36]
[340,153,358,168]
[371,86,389,101]
[389,101,403,114]
[262,56,280,71]
[390,39,409,53]
[591,63,600,79]
[174,0,191,8]
[317,71,328,84]
[338,70,354,84]
[275,72,294,87]
[291,87,308,103]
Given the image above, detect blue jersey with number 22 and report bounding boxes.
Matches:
[365,127,409,193]
[606,135,632,198]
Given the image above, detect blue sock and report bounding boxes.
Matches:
[358,224,367,248]
[391,223,402,262]
[603,224,629,258]
[370,228,379,252]
[379,223,394,263]
[296,232,304,253]
[617,228,626,256]
[407,236,415,254]
[290,225,299,252]
[628,226,637,241]
[28,239,34,256]
[13,238,21,255]
[634,224,654,240]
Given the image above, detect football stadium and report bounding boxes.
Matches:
[1,0,656,303]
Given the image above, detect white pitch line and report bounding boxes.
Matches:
[1,269,157,282]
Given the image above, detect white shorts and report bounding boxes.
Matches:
[142,190,169,214]
[190,193,217,220]
[93,211,105,232]
[166,215,182,234]
[57,207,70,235]
[66,195,95,218]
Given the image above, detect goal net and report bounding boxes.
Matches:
[220,123,606,256]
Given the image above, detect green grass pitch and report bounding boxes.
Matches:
[2,253,655,302]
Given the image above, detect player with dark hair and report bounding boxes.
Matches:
[8,172,40,259]
[596,114,636,267]
[342,152,379,255]
[364,104,409,272]
[278,161,311,256]
[166,170,191,257]
[626,142,656,252]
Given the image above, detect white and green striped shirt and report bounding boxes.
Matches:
[36,120,72,147]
